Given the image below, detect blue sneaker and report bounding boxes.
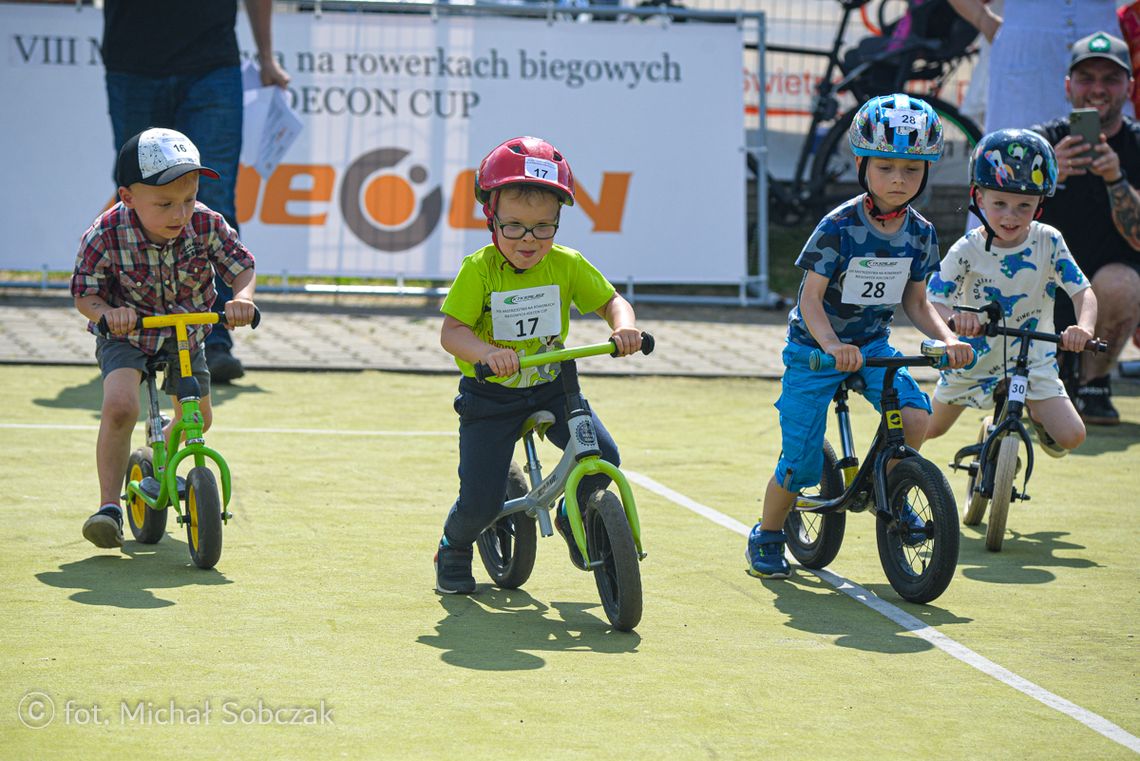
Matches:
[746,525,791,579]
[899,503,927,547]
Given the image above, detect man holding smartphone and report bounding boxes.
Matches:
[1033,31,1140,425]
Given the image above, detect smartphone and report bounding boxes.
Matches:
[1069,107,1101,161]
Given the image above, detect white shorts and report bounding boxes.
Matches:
[933,360,1067,409]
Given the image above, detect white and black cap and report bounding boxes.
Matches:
[115,127,219,188]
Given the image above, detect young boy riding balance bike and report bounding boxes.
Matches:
[747,94,973,579]
[72,128,257,549]
[434,136,643,595]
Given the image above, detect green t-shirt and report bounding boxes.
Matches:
[441,243,616,387]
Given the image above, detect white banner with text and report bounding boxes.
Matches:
[0,5,745,283]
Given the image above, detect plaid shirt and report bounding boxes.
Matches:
[71,202,255,355]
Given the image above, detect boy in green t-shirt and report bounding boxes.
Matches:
[435,136,643,594]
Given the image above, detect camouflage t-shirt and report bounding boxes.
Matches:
[787,197,940,347]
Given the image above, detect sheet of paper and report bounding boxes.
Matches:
[240,60,302,178]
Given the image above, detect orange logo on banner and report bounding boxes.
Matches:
[236,150,631,252]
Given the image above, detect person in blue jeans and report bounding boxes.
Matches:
[101,0,289,382]
[745,94,974,579]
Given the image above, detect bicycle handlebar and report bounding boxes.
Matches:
[949,303,1107,353]
[96,307,261,337]
[808,346,949,371]
[473,332,655,382]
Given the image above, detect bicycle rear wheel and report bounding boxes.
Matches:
[585,489,642,632]
[963,416,992,526]
[476,462,536,589]
[876,457,959,604]
[985,436,1020,552]
[785,439,846,569]
[810,95,982,218]
[125,448,167,544]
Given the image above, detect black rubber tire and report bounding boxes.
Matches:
[810,95,983,218]
[985,436,1020,552]
[784,439,847,569]
[963,416,992,526]
[185,467,223,570]
[476,462,536,589]
[124,448,167,544]
[876,458,960,604]
[585,490,643,632]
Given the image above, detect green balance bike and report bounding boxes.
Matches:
[787,340,959,603]
[473,333,655,631]
[99,310,259,569]
[947,301,1107,551]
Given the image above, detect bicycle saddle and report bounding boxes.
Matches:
[517,410,556,441]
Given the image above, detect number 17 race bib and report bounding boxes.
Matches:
[491,285,562,341]
[840,257,911,305]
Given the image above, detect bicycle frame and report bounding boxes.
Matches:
[122,313,237,523]
[793,362,922,520]
[477,338,650,567]
[949,301,1107,502]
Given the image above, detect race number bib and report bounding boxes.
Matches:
[884,107,926,133]
[840,257,910,305]
[524,157,558,182]
[490,285,562,341]
[1007,375,1028,404]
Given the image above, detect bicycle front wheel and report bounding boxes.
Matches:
[476,462,536,588]
[586,490,642,632]
[785,439,846,569]
[876,458,960,604]
[185,467,222,570]
[985,436,1020,552]
[810,95,982,217]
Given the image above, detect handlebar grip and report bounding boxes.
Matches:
[96,314,145,336]
[610,331,656,357]
[1087,338,1108,353]
[220,306,261,330]
[808,350,836,371]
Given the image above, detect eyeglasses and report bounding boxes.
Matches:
[494,214,559,240]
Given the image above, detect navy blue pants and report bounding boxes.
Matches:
[443,376,620,547]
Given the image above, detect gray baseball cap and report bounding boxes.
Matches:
[1068,31,1132,75]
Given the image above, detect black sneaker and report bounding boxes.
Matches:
[205,343,244,384]
[434,541,475,594]
[82,506,123,548]
[1076,375,1120,426]
[554,501,588,571]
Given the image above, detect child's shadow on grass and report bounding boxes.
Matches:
[33,373,267,414]
[417,586,641,671]
[957,529,1099,584]
[35,539,232,608]
[764,572,972,655]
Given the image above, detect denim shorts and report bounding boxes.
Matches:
[773,337,931,493]
[95,337,211,397]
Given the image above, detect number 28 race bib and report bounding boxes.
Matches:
[490,285,562,341]
[840,257,910,305]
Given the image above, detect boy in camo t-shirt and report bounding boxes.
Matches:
[746,94,973,579]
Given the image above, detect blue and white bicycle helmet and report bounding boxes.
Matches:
[848,93,944,161]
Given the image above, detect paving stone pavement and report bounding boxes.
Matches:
[4,289,1136,381]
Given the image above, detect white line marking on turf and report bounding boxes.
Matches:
[625,470,1140,755]
[0,423,453,437]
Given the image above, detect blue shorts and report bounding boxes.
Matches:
[773,337,931,493]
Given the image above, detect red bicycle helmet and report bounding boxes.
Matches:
[474,136,575,208]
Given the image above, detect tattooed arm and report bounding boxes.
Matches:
[1106,177,1140,250]
[1091,140,1140,250]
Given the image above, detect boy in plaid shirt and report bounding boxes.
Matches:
[72,128,256,548]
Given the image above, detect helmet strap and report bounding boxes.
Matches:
[968,186,998,252]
